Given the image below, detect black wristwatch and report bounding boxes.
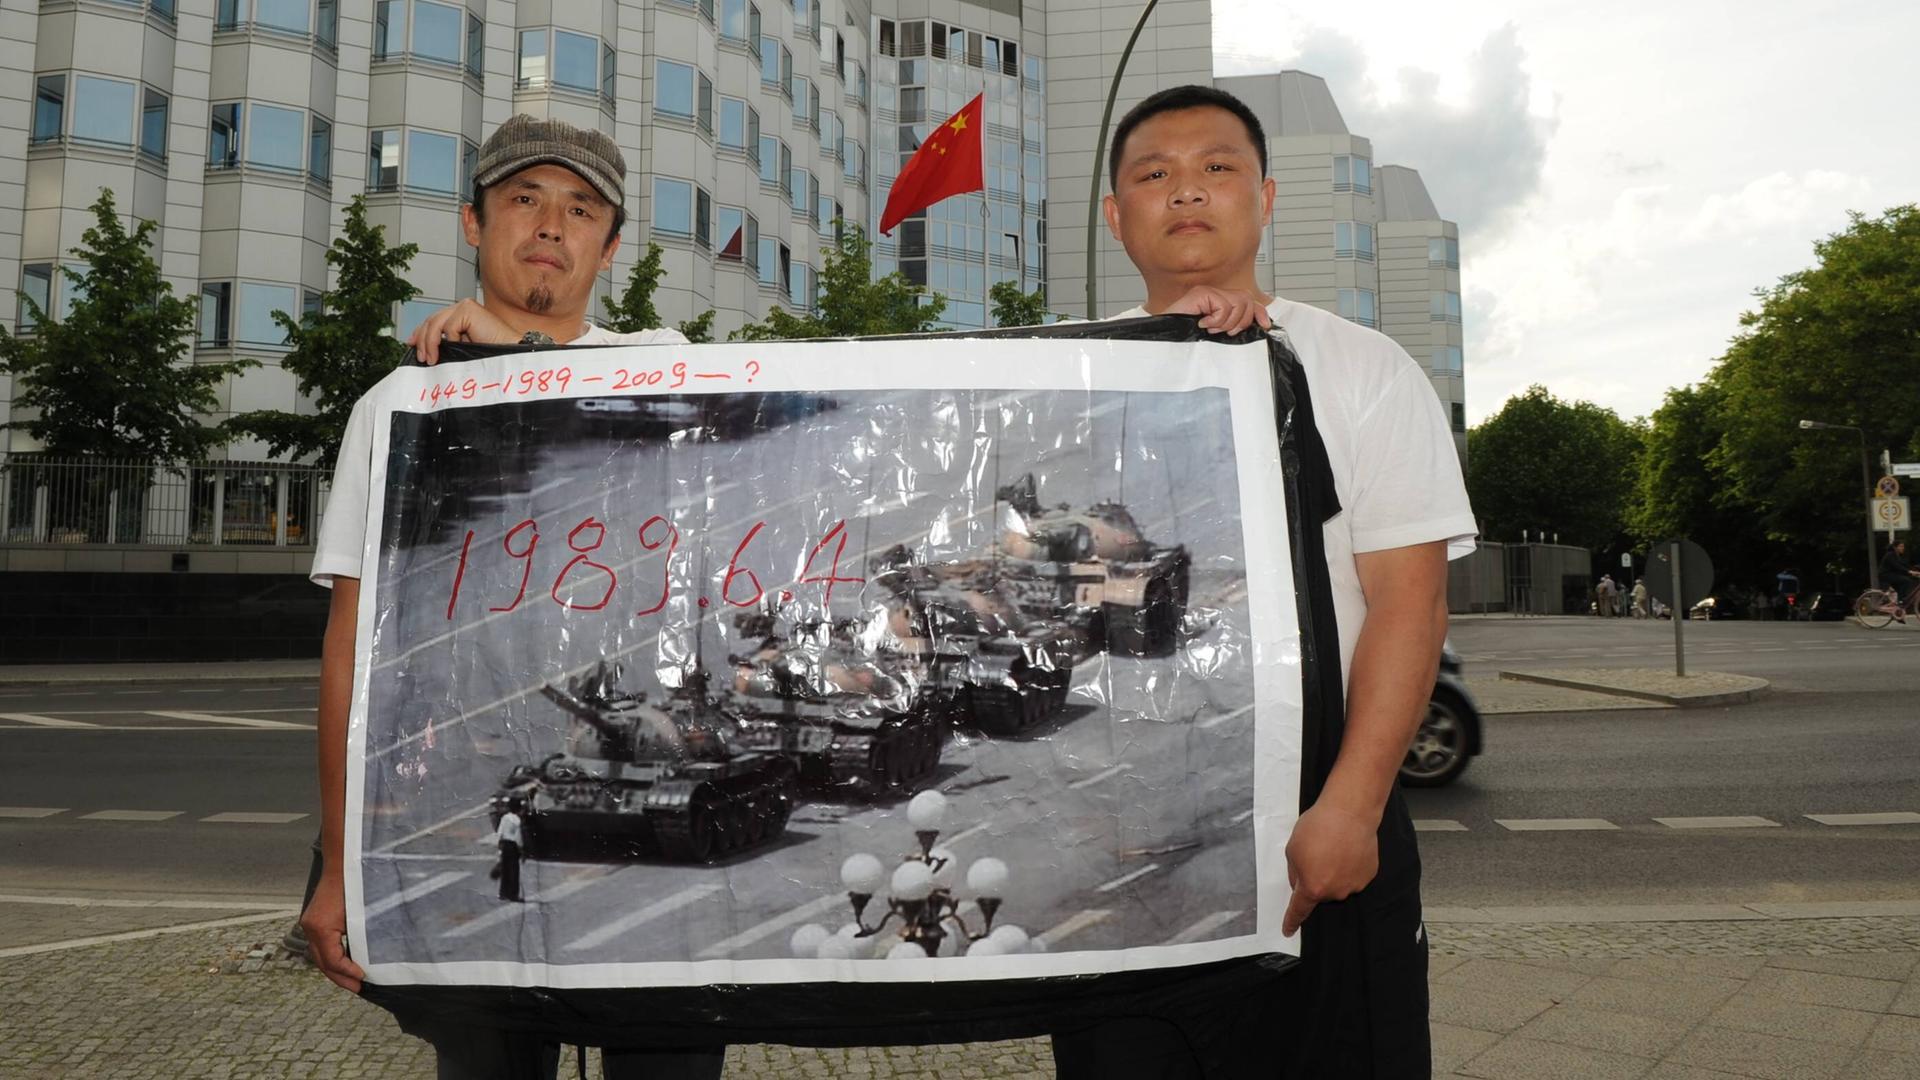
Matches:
[519,330,555,346]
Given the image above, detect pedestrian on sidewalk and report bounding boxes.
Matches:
[1596,574,1619,617]
[492,800,525,903]
[301,115,723,1080]
[1630,579,1649,618]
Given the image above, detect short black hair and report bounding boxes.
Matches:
[1108,84,1268,190]
[469,179,627,247]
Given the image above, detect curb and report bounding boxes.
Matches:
[0,670,320,688]
[1497,670,1770,708]
[1426,899,1920,925]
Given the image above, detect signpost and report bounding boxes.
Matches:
[1893,463,1920,479]
[1872,496,1910,536]
[1646,539,1714,677]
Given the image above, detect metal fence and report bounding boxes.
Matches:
[0,454,329,548]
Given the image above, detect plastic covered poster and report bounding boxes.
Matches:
[343,320,1305,992]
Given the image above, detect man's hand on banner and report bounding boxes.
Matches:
[1280,801,1381,936]
[301,871,366,993]
[1160,286,1273,336]
[409,299,520,366]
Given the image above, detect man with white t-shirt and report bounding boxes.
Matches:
[301,115,714,1080]
[1046,85,1476,1079]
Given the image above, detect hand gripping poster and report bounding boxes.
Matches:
[343,319,1313,1011]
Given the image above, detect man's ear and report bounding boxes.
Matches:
[1260,175,1276,220]
[1102,192,1123,242]
[460,203,482,249]
[599,231,621,272]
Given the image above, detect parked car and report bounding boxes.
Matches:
[1804,591,1851,621]
[1399,644,1483,788]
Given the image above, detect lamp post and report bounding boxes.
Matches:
[1084,0,1162,319]
[1798,419,1878,590]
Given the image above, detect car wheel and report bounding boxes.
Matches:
[1400,694,1473,788]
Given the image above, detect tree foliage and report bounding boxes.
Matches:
[602,241,717,342]
[0,189,252,462]
[989,280,1048,328]
[1466,385,1642,550]
[225,196,418,471]
[730,225,946,340]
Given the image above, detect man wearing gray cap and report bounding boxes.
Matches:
[300,115,715,1079]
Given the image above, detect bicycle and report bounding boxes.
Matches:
[1852,581,1920,628]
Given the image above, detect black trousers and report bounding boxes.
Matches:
[425,1026,725,1080]
[498,840,522,902]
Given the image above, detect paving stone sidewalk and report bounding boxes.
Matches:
[4,911,1917,1079]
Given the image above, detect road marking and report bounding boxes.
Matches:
[0,807,66,818]
[0,893,302,910]
[364,871,469,920]
[200,812,309,824]
[1495,818,1618,832]
[1229,808,1255,825]
[1094,864,1161,894]
[563,882,726,950]
[1038,909,1111,948]
[1413,819,1469,832]
[145,710,309,730]
[1196,703,1254,731]
[1654,816,1781,829]
[1806,812,1920,827]
[373,802,493,854]
[0,909,299,960]
[941,821,992,847]
[1068,763,1132,791]
[0,712,95,728]
[79,810,183,822]
[696,893,847,959]
[446,869,620,940]
[1163,910,1243,945]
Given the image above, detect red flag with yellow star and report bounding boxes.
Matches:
[878,93,985,236]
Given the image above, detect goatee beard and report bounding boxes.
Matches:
[525,285,554,314]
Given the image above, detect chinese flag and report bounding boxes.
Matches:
[878,93,985,236]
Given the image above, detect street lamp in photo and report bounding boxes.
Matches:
[1797,419,1879,589]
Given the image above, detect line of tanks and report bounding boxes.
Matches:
[491,474,1192,863]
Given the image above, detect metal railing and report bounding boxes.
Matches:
[0,454,328,548]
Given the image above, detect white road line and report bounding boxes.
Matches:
[145,710,308,730]
[1196,703,1254,731]
[445,869,619,940]
[563,882,726,950]
[200,812,309,824]
[1163,910,1243,946]
[1229,808,1254,826]
[695,893,846,959]
[373,802,493,854]
[0,909,299,959]
[0,712,95,728]
[941,821,992,848]
[0,807,66,818]
[1413,819,1469,832]
[1495,818,1619,832]
[1094,863,1161,894]
[1654,816,1781,829]
[1068,763,1132,791]
[1806,812,1920,827]
[79,810,183,822]
[364,871,469,920]
[1037,909,1111,948]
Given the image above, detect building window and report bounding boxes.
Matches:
[32,75,64,144]
[851,62,867,105]
[718,207,756,266]
[820,113,839,160]
[695,187,712,250]
[18,264,53,330]
[209,104,241,168]
[140,89,169,160]
[466,13,483,75]
[789,261,811,309]
[308,115,331,183]
[199,282,232,345]
[71,76,134,147]
[461,139,477,200]
[816,193,834,234]
[412,0,462,64]
[653,177,694,236]
[1450,402,1467,434]
[408,130,458,194]
[1431,345,1464,376]
[1333,154,1371,195]
[792,75,810,124]
[789,166,807,214]
[553,30,597,92]
[368,128,401,190]
[602,44,616,102]
[373,0,406,59]
[656,60,695,119]
[517,29,546,85]
[698,73,714,136]
[256,0,309,34]
[1431,290,1462,324]
[1337,288,1376,328]
[720,0,747,41]
[1428,236,1460,269]
[759,36,781,88]
[396,299,442,340]
[238,282,297,347]
[248,103,305,171]
[843,142,864,184]
[1334,221,1374,260]
[719,96,747,150]
[758,135,779,187]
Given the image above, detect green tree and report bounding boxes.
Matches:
[226,196,418,472]
[0,188,252,462]
[1466,385,1643,550]
[730,224,947,340]
[1628,382,1774,585]
[602,241,717,342]
[989,280,1048,328]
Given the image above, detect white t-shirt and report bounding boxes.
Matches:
[309,325,688,586]
[495,811,523,846]
[1117,298,1477,688]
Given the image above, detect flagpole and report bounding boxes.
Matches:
[981,80,992,329]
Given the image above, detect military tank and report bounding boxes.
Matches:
[492,661,798,863]
[727,610,949,794]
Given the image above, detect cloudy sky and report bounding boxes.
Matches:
[1211,0,1920,424]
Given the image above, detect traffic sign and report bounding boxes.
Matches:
[1894,463,1920,478]
[1645,539,1714,610]
[1875,475,1901,498]
[1871,496,1910,532]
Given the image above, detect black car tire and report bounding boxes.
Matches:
[1399,689,1475,788]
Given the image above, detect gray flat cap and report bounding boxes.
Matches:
[473,114,626,208]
